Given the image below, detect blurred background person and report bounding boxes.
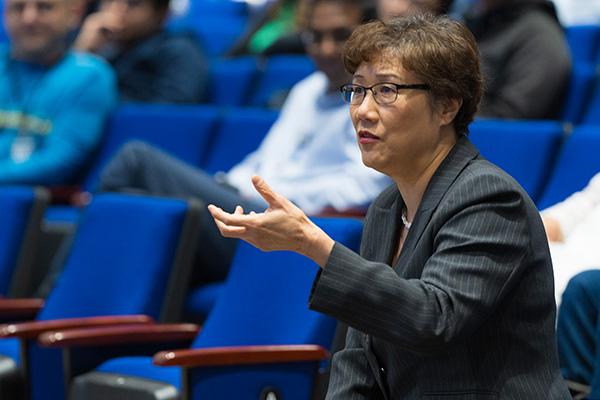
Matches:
[74,0,208,103]
[554,269,600,399]
[376,0,455,20]
[541,173,600,308]
[0,0,116,185]
[461,0,571,119]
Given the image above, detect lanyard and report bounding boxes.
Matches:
[6,58,48,136]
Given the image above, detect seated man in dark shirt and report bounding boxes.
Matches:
[74,0,209,103]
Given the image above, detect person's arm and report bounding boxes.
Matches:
[73,11,121,53]
[541,172,600,240]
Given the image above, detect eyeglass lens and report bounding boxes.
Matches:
[303,27,353,46]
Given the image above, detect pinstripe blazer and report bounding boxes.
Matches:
[309,135,571,399]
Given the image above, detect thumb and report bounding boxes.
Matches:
[252,174,281,207]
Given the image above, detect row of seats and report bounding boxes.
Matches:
[470,119,599,210]
[0,185,363,399]
[51,103,600,217]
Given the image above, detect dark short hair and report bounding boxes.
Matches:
[342,14,483,135]
[310,0,377,22]
[148,0,170,12]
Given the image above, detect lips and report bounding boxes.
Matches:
[358,130,380,144]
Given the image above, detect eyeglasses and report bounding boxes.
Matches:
[301,27,353,48]
[340,83,431,105]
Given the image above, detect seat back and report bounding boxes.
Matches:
[468,119,565,205]
[246,55,316,109]
[580,74,600,125]
[201,107,279,174]
[26,193,203,400]
[208,56,259,106]
[565,25,600,64]
[183,16,248,59]
[560,62,597,125]
[187,217,362,399]
[0,186,49,298]
[81,103,221,192]
[537,125,600,210]
[37,192,202,323]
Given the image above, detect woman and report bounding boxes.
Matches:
[209,14,570,399]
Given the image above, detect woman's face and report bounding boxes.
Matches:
[350,57,457,181]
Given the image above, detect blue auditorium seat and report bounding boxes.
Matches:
[0,186,49,298]
[0,193,203,400]
[468,119,565,205]
[246,54,316,109]
[537,124,600,211]
[561,62,597,125]
[184,16,248,58]
[208,56,259,106]
[565,25,600,63]
[47,217,364,400]
[580,76,600,125]
[201,106,279,175]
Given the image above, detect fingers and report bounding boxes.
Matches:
[252,175,281,206]
[207,204,247,238]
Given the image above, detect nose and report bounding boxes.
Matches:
[354,90,379,122]
[21,4,39,23]
[314,35,340,57]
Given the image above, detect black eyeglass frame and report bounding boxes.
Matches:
[340,82,431,105]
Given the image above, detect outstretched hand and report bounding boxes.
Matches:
[208,175,335,267]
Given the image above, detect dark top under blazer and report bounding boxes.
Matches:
[309,135,570,399]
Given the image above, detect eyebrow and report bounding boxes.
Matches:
[352,73,404,81]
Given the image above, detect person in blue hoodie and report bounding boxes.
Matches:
[0,0,117,185]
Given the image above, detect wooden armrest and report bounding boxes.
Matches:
[0,314,154,339]
[153,344,328,368]
[0,298,44,319]
[46,185,92,206]
[314,206,367,218]
[38,323,200,348]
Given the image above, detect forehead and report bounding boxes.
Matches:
[4,0,67,7]
[309,2,362,30]
[353,55,419,82]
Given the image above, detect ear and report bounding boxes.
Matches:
[439,97,462,127]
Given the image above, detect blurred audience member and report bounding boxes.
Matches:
[0,0,116,185]
[542,172,600,307]
[462,0,571,119]
[74,0,208,103]
[376,0,455,20]
[555,269,600,399]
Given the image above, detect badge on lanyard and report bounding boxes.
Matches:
[11,135,35,163]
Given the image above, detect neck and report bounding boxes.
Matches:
[11,48,66,67]
[395,132,457,221]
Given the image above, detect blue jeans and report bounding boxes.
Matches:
[556,269,600,397]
